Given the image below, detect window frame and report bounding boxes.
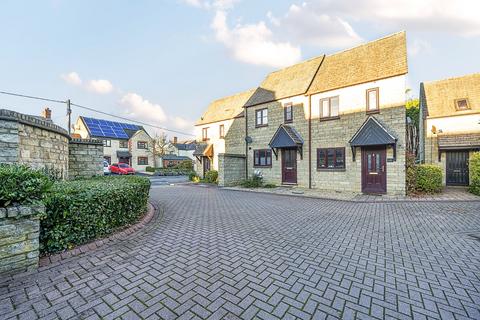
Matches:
[454,98,470,111]
[366,87,380,114]
[119,140,128,148]
[219,124,225,139]
[317,147,346,170]
[319,96,340,120]
[253,149,272,168]
[202,127,209,141]
[137,141,148,149]
[103,139,111,147]
[255,108,268,127]
[284,103,293,123]
[137,156,148,165]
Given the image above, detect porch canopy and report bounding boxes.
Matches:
[193,144,213,161]
[437,133,480,160]
[116,151,132,158]
[269,124,304,158]
[349,117,397,161]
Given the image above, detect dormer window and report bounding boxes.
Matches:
[455,98,470,111]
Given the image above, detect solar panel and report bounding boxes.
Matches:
[82,116,140,139]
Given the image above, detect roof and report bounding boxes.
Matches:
[438,133,480,150]
[349,117,397,146]
[269,125,304,148]
[421,73,480,118]
[162,155,192,161]
[193,144,213,157]
[173,143,196,151]
[196,89,256,125]
[245,56,324,107]
[307,32,408,95]
[116,150,132,158]
[80,116,145,140]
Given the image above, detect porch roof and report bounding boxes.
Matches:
[349,117,397,147]
[193,144,213,157]
[269,125,304,149]
[116,151,132,158]
[438,133,480,150]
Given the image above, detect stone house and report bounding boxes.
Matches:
[73,116,154,172]
[419,73,480,186]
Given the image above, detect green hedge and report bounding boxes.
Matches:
[0,164,52,207]
[415,164,443,193]
[204,170,218,184]
[41,176,151,253]
[469,152,480,196]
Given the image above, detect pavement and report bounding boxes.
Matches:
[1,185,480,319]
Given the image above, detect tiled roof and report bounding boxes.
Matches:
[422,73,480,118]
[307,32,408,95]
[438,133,480,149]
[173,143,196,151]
[196,89,256,125]
[162,155,192,161]
[350,117,397,146]
[269,124,304,148]
[245,56,324,107]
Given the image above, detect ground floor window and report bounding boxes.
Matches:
[254,149,272,167]
[138,156,148,165]
[317,147,345,169]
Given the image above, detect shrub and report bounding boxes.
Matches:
[204,170,218,184]
[263,183,276,188]
[415,164,443,193]
[146,166,156,172]
[0,164,52,207]
[469,152,480,196]
[188,172,199,181]
[40,176,151,253]
[175,161,193,171]
[240,171,264,188]
[405,153,417,195]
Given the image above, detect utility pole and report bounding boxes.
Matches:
[66,99,71,135]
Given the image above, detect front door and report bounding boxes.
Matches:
[446,151,469,186]
[203,157,211,178]
[362,147,387,193]
[119,157,130,165]
[282,148,297,184]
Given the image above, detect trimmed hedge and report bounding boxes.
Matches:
[204,170,218,184]
[469,152,480,196]
[40,176,151,253]
[0,164,52,207]
[415,164,443,193]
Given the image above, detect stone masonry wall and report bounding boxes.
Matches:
[0,204,43,275]
[0,119,19,163]
[218,153,245,186]
[69,139,104,179]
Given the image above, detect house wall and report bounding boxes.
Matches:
[218,154,246,186]
[130,130,153,172]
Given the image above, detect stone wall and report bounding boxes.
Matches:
[69,139,104,179]
[218,153,245,186]
[0,204,43,275]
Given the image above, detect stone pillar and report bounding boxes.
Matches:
[0,204,43,275]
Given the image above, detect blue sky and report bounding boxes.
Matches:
[1,0,479,138]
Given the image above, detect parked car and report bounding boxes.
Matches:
[110,163,135,175]
[103,160,111,175]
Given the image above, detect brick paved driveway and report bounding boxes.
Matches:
[1,186,480,319]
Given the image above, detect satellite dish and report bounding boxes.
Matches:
[245,136,252,143]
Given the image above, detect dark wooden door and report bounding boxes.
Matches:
[362,147,387,193]
[446,151,469,186]
[282,148,297,184]
[203,157,211,177]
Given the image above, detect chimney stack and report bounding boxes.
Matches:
[41,107,52,120]
[173,136,178,144]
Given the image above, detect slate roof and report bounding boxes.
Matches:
[438,133,480,150]
[116,151,132,158]
[307,32,408,95]
[196,89,256,125]
[269,125,304,148]
[244,56,324,107]
[193,144,213,157]
[173,143,196,151]
[162,155,192,161]
[421,73,480,118]
[349,117,397,146]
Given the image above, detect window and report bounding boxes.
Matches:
[320,96,339,119]
[317,148,345,170]
[137,141,148,149]
[455,98,470,111]
[103,139,111,147]
[104,156,111,164]
[202,127,209,141]
[219,124,225,139]
[366,88,379,112]
[284,103,293,123]
[119,140,128,148]
[138,157,148,165]
[253,149,272,167]
[255,108,268,127]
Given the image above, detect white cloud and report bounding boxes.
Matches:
[86,79,114,94]
[61,72,82,86]
[409,39,432,56]
[121,93,167,124]
[211,10,301,68]
[182,0,239,9]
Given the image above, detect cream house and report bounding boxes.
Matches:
[419,73,480,186]
[73,116,154,172]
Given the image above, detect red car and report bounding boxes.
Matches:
[110,163,135,175]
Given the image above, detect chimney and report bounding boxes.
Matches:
[41,107,52,120]
[173,136,178,144]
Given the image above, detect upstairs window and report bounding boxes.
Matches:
[202,127,209,141]
[366,88,379,113]
[317,148,345,170]
[253,149,272,167]
[320,96,339,119]
[137,141,148,149]
[103,139,111,147]
[255,108,268,127]
[284,103,293,123]
[219,124,225,139]
[119,140,128,148]
[455,98,470,111]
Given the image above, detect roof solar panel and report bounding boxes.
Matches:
[82,116,141,139]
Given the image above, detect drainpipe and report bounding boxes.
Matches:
[245,107,249,179]
[308,94,312,189]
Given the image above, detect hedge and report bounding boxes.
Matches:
[415,164,443,193]
[204,170,218,184]
[469,152,480,196]
[0,164,52,207]
[40,176,151,253]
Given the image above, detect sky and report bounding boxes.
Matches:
[0,0,479,139]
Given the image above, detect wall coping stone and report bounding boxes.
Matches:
[1,204,45,219]
[70,138,103,145]
[0,109,70,139]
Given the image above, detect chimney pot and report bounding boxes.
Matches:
[173,136,178,143]
[42,107,52,120]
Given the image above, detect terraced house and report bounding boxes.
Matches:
[217,31,408,195]
[419,73,480,186]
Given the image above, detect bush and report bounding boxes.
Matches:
[204,170,218,184]
[175,161,193,171]
[188,172,199,181]
[240,171,263,188]
[0,164,52,207]
[40,176,151,253]
[263,183,276,188]
[146,166,155,172]
[415,164,443,193]
[469,152,480,196]
[405,153,417,195]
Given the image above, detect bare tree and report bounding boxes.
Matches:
[148,132,171,168]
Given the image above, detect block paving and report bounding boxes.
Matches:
[1,186,480,319]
